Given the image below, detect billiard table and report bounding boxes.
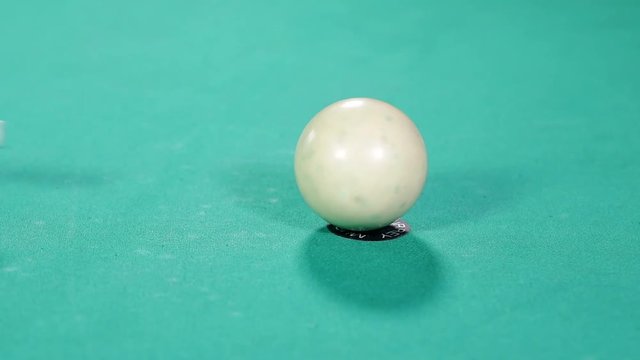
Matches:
[1,0,639,358]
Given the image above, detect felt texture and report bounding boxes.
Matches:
[1,0,639,358]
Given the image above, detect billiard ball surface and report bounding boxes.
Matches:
[294,98,428,231]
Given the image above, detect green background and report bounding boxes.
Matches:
[1,0,639,358]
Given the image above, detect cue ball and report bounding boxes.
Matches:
[294,98,428,231]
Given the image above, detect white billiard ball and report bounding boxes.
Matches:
[294,98,428,231]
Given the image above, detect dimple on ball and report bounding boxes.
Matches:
[294,98,428,231]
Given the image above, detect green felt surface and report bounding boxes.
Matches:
[1,0,640,358]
